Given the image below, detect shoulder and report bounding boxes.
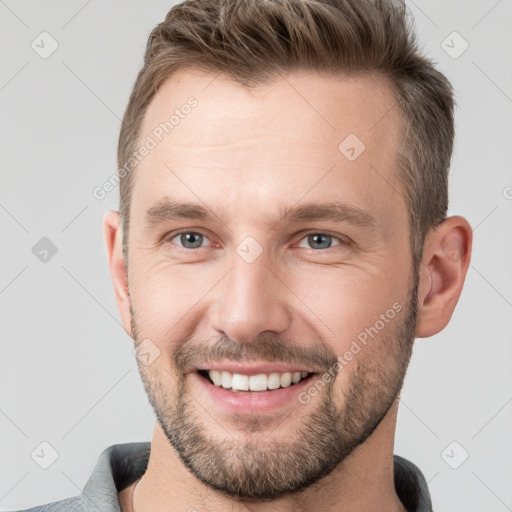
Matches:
[7,442,150,512]
[7,495,85,512]
[393,454,432,512]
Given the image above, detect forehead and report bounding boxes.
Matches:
[131,68,404,230]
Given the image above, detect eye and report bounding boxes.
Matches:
[169,231,210,249]
[164,231,348,252]
[296,233,344,250]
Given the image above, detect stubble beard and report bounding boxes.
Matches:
[131,272,419,500]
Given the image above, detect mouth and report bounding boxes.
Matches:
[197,369,316,393]
[191,364,323,415]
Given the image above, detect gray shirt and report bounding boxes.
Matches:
[12,442,433,511]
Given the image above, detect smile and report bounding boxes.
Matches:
[199,369,314,392]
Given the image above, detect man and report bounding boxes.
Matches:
[16,0,472,510]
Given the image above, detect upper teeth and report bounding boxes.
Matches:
[208,370,309,392]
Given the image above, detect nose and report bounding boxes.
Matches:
[209,252,292,344]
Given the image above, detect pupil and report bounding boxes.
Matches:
[181,233,203,248]
[309,234,331,249]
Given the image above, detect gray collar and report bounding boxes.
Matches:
[18,442,433,511]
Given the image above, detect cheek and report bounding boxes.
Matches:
[288,263,408,352]
[128,259,220,342]
[128,244,411,355]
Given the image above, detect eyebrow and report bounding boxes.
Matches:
[144,198,377,230]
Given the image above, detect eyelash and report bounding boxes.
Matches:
[163,230,350,251]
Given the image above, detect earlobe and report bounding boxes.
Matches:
[102,210,133,337]
[415,216,473,338]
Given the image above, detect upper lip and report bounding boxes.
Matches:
[196,362,316,376]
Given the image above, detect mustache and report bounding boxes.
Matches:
[173,332,338,374]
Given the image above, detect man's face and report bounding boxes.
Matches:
[125,69,418,499]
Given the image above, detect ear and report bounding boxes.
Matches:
[415,215,473,338]
[103,210,133,338]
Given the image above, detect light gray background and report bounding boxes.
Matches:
[1,1,511,510]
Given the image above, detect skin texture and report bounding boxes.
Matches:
[107,69,472,512]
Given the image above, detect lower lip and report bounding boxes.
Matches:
[192,372,317,414]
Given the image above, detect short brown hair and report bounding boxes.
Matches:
[118,0,454,269]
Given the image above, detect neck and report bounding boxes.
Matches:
[126,402,405,512]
